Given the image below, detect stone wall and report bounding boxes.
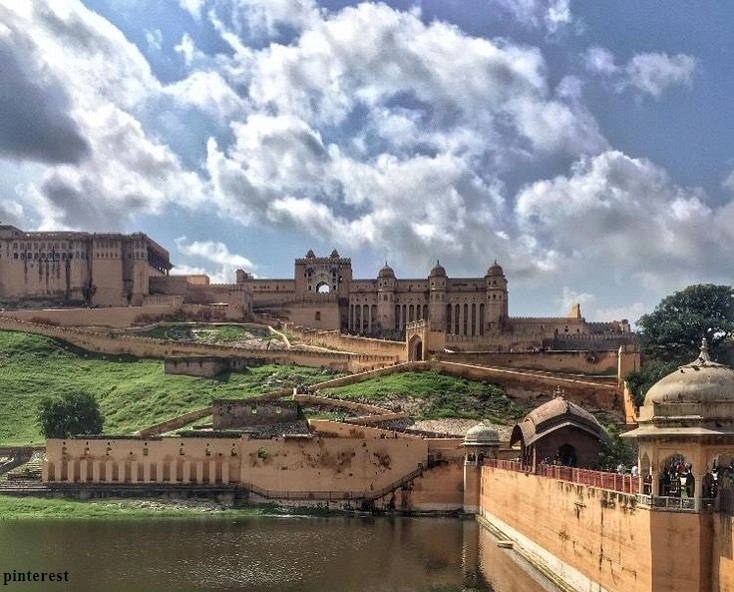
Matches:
[289,326,407,360]
[212,400,300,429]
[0,317,398,372]
[5,304,177,327]
[431,361,619,410]
[712,514,734,592]
[434,350,619,375]
[478,465,717,592]
[43,435,430,500]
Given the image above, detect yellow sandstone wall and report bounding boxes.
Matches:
[435,350,619,374]
[289,326,408,359]
[44,436,429,499]
[478,466,716,592]
[713,514,734,592]
[0,317,398,371]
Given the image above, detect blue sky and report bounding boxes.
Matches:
[1,0,733,322]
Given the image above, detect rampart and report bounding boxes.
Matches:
[0,316,398,372]
[289,326,407,360]
[43,435,431,503]
[212,400,300,429]
[434,350,619,375]
[430,361,619,410]
[477,463,734,592]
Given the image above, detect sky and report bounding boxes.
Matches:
[1,0,733,323]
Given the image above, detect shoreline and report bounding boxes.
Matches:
[0,494,466,520]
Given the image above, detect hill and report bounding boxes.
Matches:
[0,331,331,446]
[0,329,534,446]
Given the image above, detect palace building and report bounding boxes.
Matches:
[0,225,172,307]
[0,227,634,352]
[236,249,635,352]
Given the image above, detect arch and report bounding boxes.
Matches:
[408,336,423,361]
[316,282,330,293]
[557,443,577,467]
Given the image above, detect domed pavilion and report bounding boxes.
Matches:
[624,340,734,511]
[510,395,610,468]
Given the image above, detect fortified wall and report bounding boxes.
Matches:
[0,316,399,372]
[288,326,408,359]
[42,435,465,511]
[477,464,734,592]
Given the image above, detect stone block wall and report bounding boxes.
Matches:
[212,400,300,429]
[478,465,719,592]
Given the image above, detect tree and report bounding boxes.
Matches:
[37,392,104,439]
[637,284,734,364]
[625,361,679,407]
[598,424,636,472]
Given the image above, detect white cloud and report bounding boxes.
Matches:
[515,150,733,292]
[491,0,575,34]
[556,286,595,316]
[1,1,207,230]
[174,236,255,283]
[585,46,697,98]
[626,52,697,98]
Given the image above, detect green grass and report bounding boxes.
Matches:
[320,371,526,421]
[137,323,274,343]
[0,496,283,519]
[0,331,335,446]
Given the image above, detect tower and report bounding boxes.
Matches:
[376,262,396,332]
[485,261,508,332]
[428,260,447,332]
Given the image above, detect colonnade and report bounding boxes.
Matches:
[45,458,234,485]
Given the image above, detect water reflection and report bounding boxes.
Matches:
[0,516,560,592]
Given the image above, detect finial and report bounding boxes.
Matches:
[699,337,711,363]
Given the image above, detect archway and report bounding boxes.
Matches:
[316,282,330,293]
[408,336,423,361]
[558,443,577,467]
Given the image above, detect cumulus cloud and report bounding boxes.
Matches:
[0,13,89,164]
[2,1,206,229]
[491,0,575,34]
[201,1,606,274]
[174,236,255,283]
[585,46,697,98]
[515,150,732,292]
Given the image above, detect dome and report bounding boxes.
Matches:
[429,260,446,278]
[486,260,504,276]
[464,421,500,446]
[378,262,395,278]
[637,340,734,426]
[511,395,610,447]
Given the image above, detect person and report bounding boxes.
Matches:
[685,470,695,498]
[631,465,639,477]
[616,463,626,474]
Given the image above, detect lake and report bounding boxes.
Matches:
[0,516,560,592]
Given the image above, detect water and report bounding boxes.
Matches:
[0,516,560,592]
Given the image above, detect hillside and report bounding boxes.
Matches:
[0,331,333,446]
[0,329,535,446]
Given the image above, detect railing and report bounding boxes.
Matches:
[484,459,639,494]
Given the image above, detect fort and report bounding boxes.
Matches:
[39,346,734,591]
[11,226,733,590]
[0,225,635,355]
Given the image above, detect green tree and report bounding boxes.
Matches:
[37,392,104,439]
[637,284,734,364]
[625,361,679,407]
[598,424,635,472]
